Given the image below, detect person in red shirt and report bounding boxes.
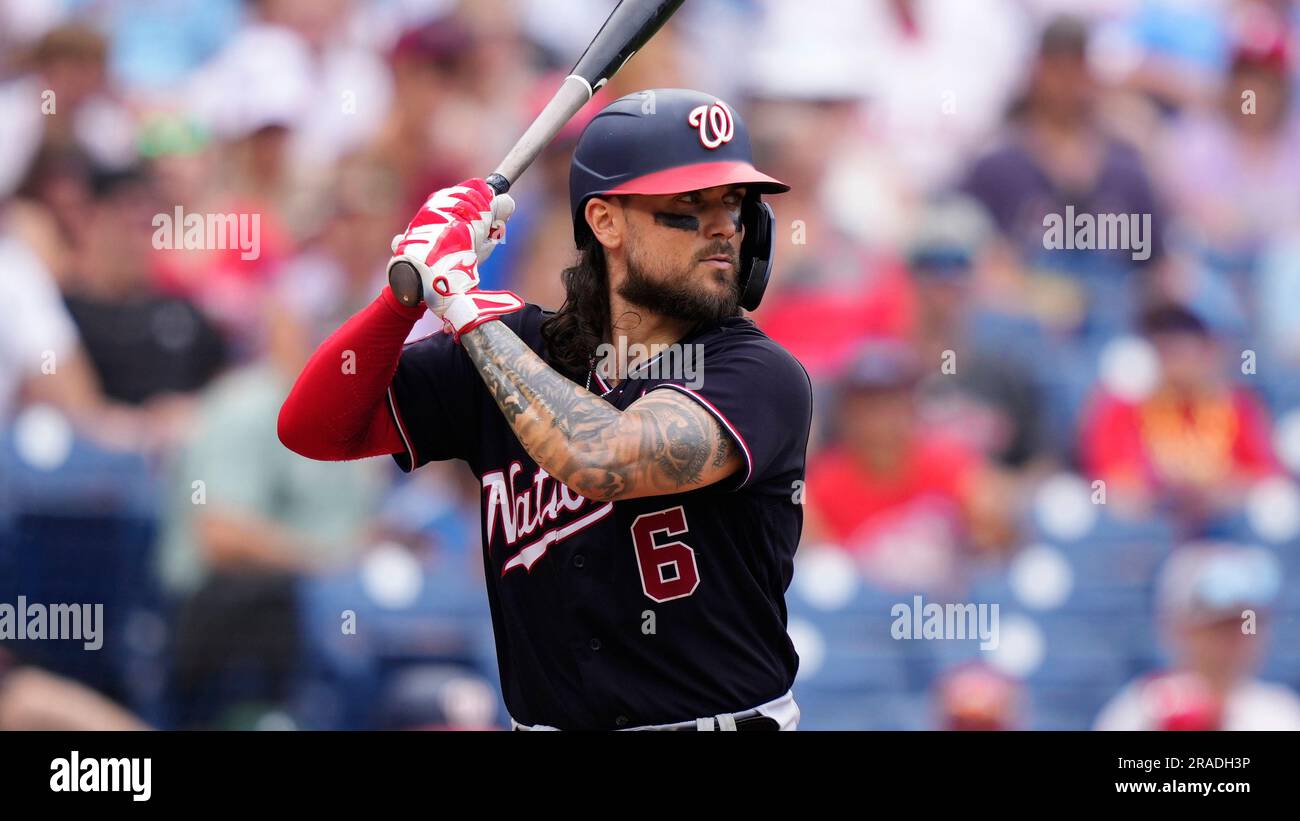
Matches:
[806,341,1016,592]
[1080,303,1278,528]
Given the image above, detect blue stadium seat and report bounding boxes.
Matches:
[295,563,499,729]
[796,645,907,694]
[1260,610,1300,689]
[3,511,162,713]
[0,431,167,722]
[1027,613,1131,692]
[1065,583,1151,616]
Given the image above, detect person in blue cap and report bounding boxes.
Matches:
[1095,542,1300,731]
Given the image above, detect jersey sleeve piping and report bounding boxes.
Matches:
[387,384,419,472]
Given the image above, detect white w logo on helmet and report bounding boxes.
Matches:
[687,101,735,150]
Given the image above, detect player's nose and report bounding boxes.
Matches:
[700,204,740,242]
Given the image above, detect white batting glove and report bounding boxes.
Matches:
[387,178,523,341]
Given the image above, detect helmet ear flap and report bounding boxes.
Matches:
[738,198,775,311]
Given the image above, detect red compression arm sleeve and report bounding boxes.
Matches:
[277,287,427,461]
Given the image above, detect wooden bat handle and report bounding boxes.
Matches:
[388,261,424,309]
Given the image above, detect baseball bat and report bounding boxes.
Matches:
[389,0,687,307]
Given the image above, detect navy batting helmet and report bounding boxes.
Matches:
[569,88,789,311]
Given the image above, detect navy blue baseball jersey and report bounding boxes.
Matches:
[387,305,813,729]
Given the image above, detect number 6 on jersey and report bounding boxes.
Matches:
[630,506,700,602]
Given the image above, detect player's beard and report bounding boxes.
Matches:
[617,246,742,326]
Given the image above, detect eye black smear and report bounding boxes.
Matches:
[654,212,699,231]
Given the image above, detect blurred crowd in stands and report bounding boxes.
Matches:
[1,0,1299,730]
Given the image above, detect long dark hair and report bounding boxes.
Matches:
[540,239,611,380]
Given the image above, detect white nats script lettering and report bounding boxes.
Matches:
[483,463,616,575]
[483,462,591,548]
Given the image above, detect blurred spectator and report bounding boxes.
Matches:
[62,166,228,409]
[904,195,1053,473]
[455,1,558,159]
[0,214,163,449]
[962,16,1167,287]
[9,143,95,285]
[139,113,234,308]
[365,15,484,215]
[933,662,1023,730]
[144,116,298,360]
[158,293,383,727]
[744,84,912,379]
[1095,542,1300,730]
[0,225,89,423]
[177,0,386,353]
[359,5,546,209]
[747,0,1030,191]
[1116,0,1300,112]
[1158,11,1300,279]
[1080,302,1277,529]
[186,0,392,179]
[275,154,405,343]
[805,341,1017,593]
[0,22,136,198]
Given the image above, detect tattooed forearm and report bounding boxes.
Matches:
[462,320,615,472]
[461,321,740,501]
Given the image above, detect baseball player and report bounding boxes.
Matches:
[278,89,813,730]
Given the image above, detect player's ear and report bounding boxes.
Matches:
[585,196,625,251]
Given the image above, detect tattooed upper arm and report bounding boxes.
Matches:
[612,389,743,499]
[461,320,742,502]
